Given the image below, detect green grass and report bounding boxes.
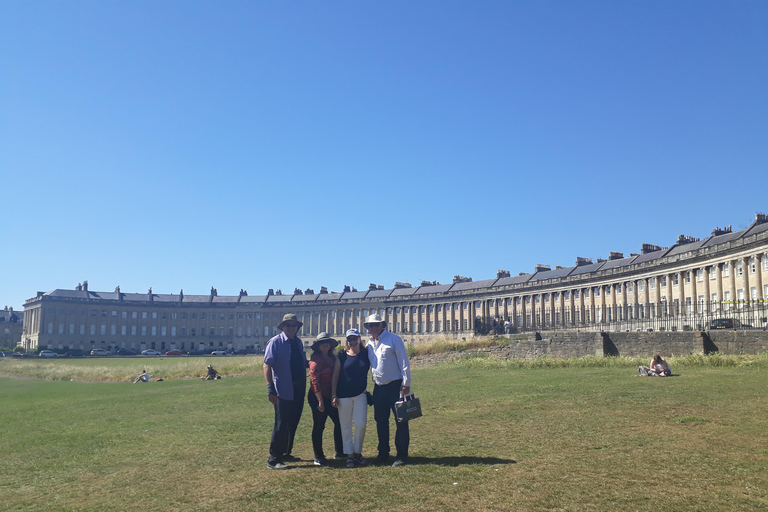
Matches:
[1,355,767,511]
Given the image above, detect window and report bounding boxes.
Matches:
[122,311,128,319]
[751,287,757,300]
[192,313,197,319]
[710,268,717,280]
[142,312,147,319]
[661,276,667,287]
[638,282,644,292]
[151,326,157,336]
[737,262,743,277]
[161,326,167,336]
[132,326,137,335]
[59,323,65,334]
[111,310,117,317]
[685,272,691,284]
[763,256,768,272]
[191,328,196,336]
[152,312,157,319]
[649,280,655,290]
[182,313,187,319]
[132,312,138,319]
[122,326,127,335]
[750,258,756,274]
[111,325,116,335]
[69,324,75,334]
[141,326,147,336]
[90,325,96,335]
[172,313,178,319]
[696,269,704,282]
[672,275,679,286]
[171,327,177,336]
[723,263,730,277]
[201,313,206,319]
[181,328,187,336]
[80,325,85,335]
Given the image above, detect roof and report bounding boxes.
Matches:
[390,287,417,297]
[599,256,638,270]
[665,238,709,257]
[366,288,393,298]
[494,274,533,286]
[450,278,498,292]
[529,266,574,282]
[569,262,606,276]
[631,249,669,265]
[340,291,367,300]
[316,293,343,301]
[266,295,292,303]
[414,284,453,295]
[702,228,748,248]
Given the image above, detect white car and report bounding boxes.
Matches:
[211,350,227,355]
[141,349,162,355]
[39,350,59,358]
[90,348,111,356]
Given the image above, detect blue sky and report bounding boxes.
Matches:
[2,1,767,308]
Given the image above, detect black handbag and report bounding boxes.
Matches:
[394,394,423,422]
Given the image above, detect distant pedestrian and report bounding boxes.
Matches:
[133,370,149,383]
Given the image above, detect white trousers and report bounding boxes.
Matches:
[337,392,368,455]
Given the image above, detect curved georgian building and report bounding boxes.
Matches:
[21,213,768,353]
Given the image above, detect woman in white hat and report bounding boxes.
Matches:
[331,328,372,468]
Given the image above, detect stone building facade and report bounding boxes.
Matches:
[1,306,23,348]
[21,213,768,353]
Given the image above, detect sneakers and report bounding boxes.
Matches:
[392,458,408,467]
[373,454,389,465]
[333,452,347,460]
[267,461,289,470]
[314,457,329,467]
[282,454,301,462]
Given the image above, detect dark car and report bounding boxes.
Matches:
[165,350,183,355]
[710,318,742,329]
[117,348,137,356]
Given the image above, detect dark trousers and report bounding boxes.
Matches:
[308,392,343,459]
[373,379,409,459]
[268,387,305,464]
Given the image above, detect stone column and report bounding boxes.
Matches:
[716,264,724,312]
[579,289,585,325]
[743,256,752,304]
[530,295,536,330]
[691,269,699,314]
[558,291,565,326]
[729,259,738,309]
[755,254,765,300]
[548,293,555,327]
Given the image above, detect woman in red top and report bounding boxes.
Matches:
[308,332,343,466]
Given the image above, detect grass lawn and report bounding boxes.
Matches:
[1,355,767,511]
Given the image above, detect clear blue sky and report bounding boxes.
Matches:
[2,1,767,309]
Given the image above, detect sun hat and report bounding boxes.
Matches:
[278,313,303,330]
[363,313,386,328]
[311,332,339,351]
[345,328,361,338]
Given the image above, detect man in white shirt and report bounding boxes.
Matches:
[365,313,412,467]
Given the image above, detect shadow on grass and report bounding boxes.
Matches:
[288,456,516,470]
[408,456,516,466]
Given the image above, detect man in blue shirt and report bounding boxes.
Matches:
[365,313,412,467]
[263,313,307,470]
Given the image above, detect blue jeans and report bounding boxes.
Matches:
[373,379,409,459]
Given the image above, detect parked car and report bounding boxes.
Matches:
[165,350,183,355]
[710,318,742,329]
[39,350,59,358]
[211,350,227,355]
[90,348,111,356]
[141,349,162,355]
[117,348,137,356]
[66,349,85,357]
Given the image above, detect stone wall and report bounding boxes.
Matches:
[414,329,768,360]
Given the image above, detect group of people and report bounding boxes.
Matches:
[263,312,412,470]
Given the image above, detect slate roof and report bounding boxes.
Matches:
[450,278,498,292]
[316,293,343,301]
[702,228,748,247]
[212,296,239,303]
[665,238,709,257]
[239,295,268,304]
[366,289,393,298]
[340,291,367,300]
[568,262,606,276]
[414,284,453,295]
[599,256,638,270]
[494,274,533,286]
[266,295,292,303]
[529,266,574,282]
[389,287,417,297]
[631,249,669,265]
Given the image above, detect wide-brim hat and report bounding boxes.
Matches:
[278,313,303,330]
[363,313,386,328]
[311,332,338,351]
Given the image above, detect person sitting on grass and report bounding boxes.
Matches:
[202,365,219,380]
[133,370,149,383]
[639,355,671,377]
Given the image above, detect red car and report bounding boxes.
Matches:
[165,350,183,355]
